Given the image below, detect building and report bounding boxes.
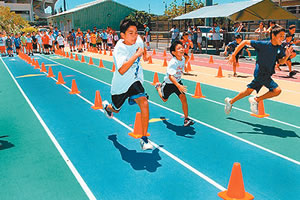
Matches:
[47,0,135,34]
[0,0,57,22]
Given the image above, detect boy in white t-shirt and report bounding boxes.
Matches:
[102,19,152,150]
[56,32,65,49]
[155,41,195,127]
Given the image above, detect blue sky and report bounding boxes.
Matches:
[49,0,249,15]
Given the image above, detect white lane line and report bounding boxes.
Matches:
[0,57,97,200]
[40,55,300,166]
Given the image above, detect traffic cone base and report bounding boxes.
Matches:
[250,100,269,118]
[218,190,254,200]
[91,90,103,110]
[192,82,205,98]
[128,113,150,138]
[69,79,80,94]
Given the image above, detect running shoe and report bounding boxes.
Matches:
[249,97,258,114]
[140,136,153,150]
[184,118,195,127]
[224,97,233,114]
[102,100,113,118]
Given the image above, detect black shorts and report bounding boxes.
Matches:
[102,39,107,44]
[44,44,49,49]
[161,81,183,99]
[16,46,20,49]
[59,45,64,48]
[111,81,146,111]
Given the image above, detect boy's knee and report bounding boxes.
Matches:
[273,87,281,96]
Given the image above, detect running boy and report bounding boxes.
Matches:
[224,25,293,115]
[224,34,251,77]
[102,19,152,150]
[180,32,193,60]
[155,41,194,127]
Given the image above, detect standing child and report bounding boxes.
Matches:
[32,31,38,53]
[67,31,74,52]
[224,34,251,77]
[113,31,119,48]
[155,41,194,126]
[14,34,21,55]
[57,32,65,50]
[90,31,97,51]
[26,33,33,56]
[96,31,102,50]
[102,19,152,150]
[224,24,293,115]
[20,32,26,53]
[5,34,13,57]
[107,31,113,50]
[0,32,6,56]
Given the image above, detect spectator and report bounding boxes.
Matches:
[196,27,202,53]
[67,31,74,52]
[144,23,151,51]
[170,25,179,44]
[210,22,222,55]
[255,22,267,40]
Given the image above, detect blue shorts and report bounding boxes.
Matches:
[6,47,12,51]
[247,76,278,93]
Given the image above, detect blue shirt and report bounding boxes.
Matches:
[14,38,21,47]
[101,32,107,40]
[227,40,248,55]
[251,40,285,77]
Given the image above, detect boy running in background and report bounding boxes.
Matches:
[102,19,152,150]
[155,41,194,127]
[180,32,193,60]
[225,25,293,115]
[224,34,251,77]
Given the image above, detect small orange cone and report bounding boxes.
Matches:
[128,112,150,139]
[69,79,80,94]
[109,49,113,56]
[153,49,156,55]
[66,52,69,58]
[148,55,153,64]
[192,82,205,98]
[163,50,167,57]
[209,55,214,64]
[99,49,102,54]
[91,90,103,110]
[40,63,47,73]
[216,66,224,78]
[31,58,35,66]
[88,57,94,65]
[163,58,168,67]
[81,55,85,63]
[103,49,107,55]
[111,63,115,72]
[151,72,159,85]
[186,61,192,72]
[75,54,79,61]
[250,100,270,118]
[47,66,55,77]
[218,162,254,200]
[191,53,195,60]
[62,51,66,57]
[56,72,66,84]
[70,53,74,59]
[99,59,104,68]
[34,61,40,69]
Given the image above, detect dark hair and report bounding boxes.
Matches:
[270,24,285,39]
[285,33,292,38]
[69,31,71,34]
[170,40,183,56]
[289,24,296,30]
[235,34,242,39]
[120,19,137,34]
[182,31,189,36]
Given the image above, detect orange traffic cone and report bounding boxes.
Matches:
[81,55,85,63]
[70,53,74,59]
[88,57,94,65]
[66,52,69,58]
[153,49,156,55]
[111,63,115,72]
[216,66,224,78]
[31,58,35,66]
[40,63,47,73]
[99,49,102,54]
[47,66,55,77]
[75,54,79,61]
[99,59,104,68]
[250,100,270,118]
[56,72,66,84]
[209,55,214,64]
[91,90,103,110]
[190,53,195,60]
[62,51,66,57]
[186,61,192,72]
[128,112,150,139]
[34,61,40,69]
[69,79,80,94]
[109,49,113,56]
[192,82,205,98]
[163,58,168,67]
[148,55,153,64]
[218,162,254,200]
[103,49,107,55]
[163,50,167,57]
[151,72,159,85]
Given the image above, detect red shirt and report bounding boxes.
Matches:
[180,39,192,54]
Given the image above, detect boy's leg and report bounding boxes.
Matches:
[256,87,281,102]
[155,83,167,102]
[134,96,149,137]
[230,88,254,104]
[179,94,188,119]
[233,62,237,76]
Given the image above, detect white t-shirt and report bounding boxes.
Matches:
[57,36,64,45]
[111,35,144,95]
[211,26,221,40]
[107,34,113,44]
[0,37,6,46]
[164,56,185,84]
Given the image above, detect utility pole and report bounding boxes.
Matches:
[63,0,67,12]
[184,2,191,30]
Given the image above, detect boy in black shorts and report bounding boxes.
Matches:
[102,19,152,150]
[155,41,194,127]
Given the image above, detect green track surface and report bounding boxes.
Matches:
[0,59,88,200]
[48,55,300,162]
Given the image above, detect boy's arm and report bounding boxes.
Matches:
[246,48,251,57]
[118,47,144,75]
[278,46,293,64]
[142,47,149,61]
[169,75,187,93]
[229,40,251,64]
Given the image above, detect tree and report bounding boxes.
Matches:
[164,0,204,18]
[125,11,152,30]
[0,6,29,33]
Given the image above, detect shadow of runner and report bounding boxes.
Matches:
[0,136,15,151]
[160,117,196,138]
[108,135,162,173]
[227,117,300,138]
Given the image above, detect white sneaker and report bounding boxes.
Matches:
[249,97,258,114]
[102,100,113,118]
[224,97,233,114]
[140,137,153,150]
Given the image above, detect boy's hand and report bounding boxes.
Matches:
[135,47,144,57]
[285,46,293,57]
[228,54,236,65]
[178,84,187,93]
